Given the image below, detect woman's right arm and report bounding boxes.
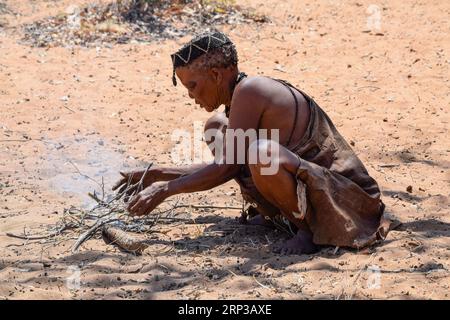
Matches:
[113,163,209,193]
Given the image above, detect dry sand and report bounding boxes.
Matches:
[0,0,449,299]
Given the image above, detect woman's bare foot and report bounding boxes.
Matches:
[273,229,319,255]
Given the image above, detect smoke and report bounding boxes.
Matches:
[41,135,143,208]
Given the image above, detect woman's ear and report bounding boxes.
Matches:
[210,68,223,84]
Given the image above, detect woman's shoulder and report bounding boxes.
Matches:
[237,75,276,89]
[235,75,305,105]
[234,75,281,100]
[230,76,272,115]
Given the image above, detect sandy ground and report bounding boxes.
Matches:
[0,0,449,300]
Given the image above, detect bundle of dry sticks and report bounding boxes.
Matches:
[6,163,242,255]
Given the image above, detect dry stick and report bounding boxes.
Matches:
[89,203,124,220]
[90,194,130,219]
[136,162,153,193]
[173,204,242,210]
[88,192,107,205]
[0,137,60,146]
[6,224,70,241]
[72,217,121,253]
[6,233,56,241]
[83,182,137,223]
[72,175,157,251]
[253,275,273,291]
[105,183,136,205]
[70,162,233,252]
[70,201,225,253]
[357,86,381,91]
[115,170,136,202]
[101,176,105,202]
[129,200,180,231]
[143,216,192,223]
[117,162,154,201]
[13,169,155,252]
[68,160,104,191]
[378,164,400,168]
[0,139,31,142]
[0,210,28,216]
[63,105,75,113]
[149,197,182,228]
[105,168,147,205]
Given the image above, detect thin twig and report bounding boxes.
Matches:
[63,105,75,113]
[357,86,380,91]
[174,204,242,210]
[88,192,107,205]
[0,137,58,146]
[6,224,70,241]
[101,176,105,202]
[253,275,272,291]
[136,162,153,193]
[6,233,53,240]
[0,139,31,142]
[378,164,400,168]
[68,160,103,191]
[72,217,121,252]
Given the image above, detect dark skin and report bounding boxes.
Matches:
[114,62,318,255]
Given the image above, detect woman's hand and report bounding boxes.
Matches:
[112,168,158,198]
[127,181,170,217]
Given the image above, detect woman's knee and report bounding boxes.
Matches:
[204,113,228,133]
[248,139,300,176]
[204,113,228,154]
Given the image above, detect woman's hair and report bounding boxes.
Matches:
[171,30,238,85]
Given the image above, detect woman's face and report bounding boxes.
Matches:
[175,66,220,112]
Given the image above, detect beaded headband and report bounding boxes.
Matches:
[170,31,233,86]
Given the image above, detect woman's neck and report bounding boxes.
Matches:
[222,67,240,107]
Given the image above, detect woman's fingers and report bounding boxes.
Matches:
[127,184,138,193]
[123,186,137,202]
[128,192,155,216]
[129,198,144,216]
[119,182,136,195]
[113,171,138,191]
[127,194,141,211]
[113,171,132,191]
[117,184,127,194]
[112,179,125,191]
[134,202,148,216]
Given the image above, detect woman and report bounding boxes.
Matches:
[113,31,389,255]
